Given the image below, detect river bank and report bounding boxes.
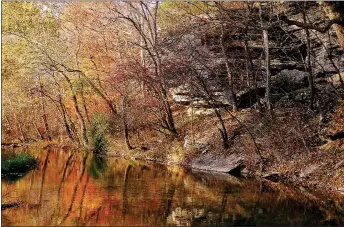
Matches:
[106,144,344,197]
[5,82,344,198]
[103,98,344,196]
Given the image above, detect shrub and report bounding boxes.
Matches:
[2,152,37,175]
[88,112,109,154]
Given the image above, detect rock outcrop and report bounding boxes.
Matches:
[191,152,245,175]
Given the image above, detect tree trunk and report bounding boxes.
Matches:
[161,91,177,135]
[39,77,52,141]
[244,4,253,88]
[6,95,27,143]
[4,115,13,139]
[58,96,75,143]
[244,38,261,108]
[303,6,316,109]
[195,73,229,149]
[244,39,252,88]
[214,109,229,149]
[122,94,133,150]
[259,4,272,115]
[80,80,91,124]
[71,93,88,146]
[33,121,44,140]
[61,72,88,146]
[158,58,177,135]
[220,23,238,112]
[18,122,27,143]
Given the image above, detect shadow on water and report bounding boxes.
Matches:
[1,148,344,226]
[2,172,31,183]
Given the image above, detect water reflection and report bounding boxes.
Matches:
[88,156,108,180]
[2,148,344,226]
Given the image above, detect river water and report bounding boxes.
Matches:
[2,148,344,226]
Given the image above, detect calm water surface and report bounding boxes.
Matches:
[2,148,344,226]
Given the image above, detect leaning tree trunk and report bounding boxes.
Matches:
[61,72,88,146]
[161,90,177,135]
[214,109,229,149]
[195,73,230,149]
[70,92,88,146]
[33,121,44,140]
[18,121,27,143]
[58,96,75,143]
[4,115,13,133]
[80,79,91,125]
[157,57,177,135]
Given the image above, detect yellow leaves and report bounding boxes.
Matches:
[3,2,59,37]
[3,2,38,32]
[160,2,215,16]
[333,168,344,188]
[22,2,35,10]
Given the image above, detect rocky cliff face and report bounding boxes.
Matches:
[169,3,344,114]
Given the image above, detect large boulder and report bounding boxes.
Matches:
[275,84,338,110]
[236,69,309,108]
[272,69,309,92]
[191,152,245,175]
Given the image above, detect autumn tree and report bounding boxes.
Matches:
[107,2,178,135]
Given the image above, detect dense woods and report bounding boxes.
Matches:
[2,2,344,188]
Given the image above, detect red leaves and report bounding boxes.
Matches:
[284,187,292,194]
[145,96,159,108]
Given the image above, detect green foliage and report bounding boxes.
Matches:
[1,152,37,178]
[88,112,109,154]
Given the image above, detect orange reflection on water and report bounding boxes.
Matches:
[2,148,344,226]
